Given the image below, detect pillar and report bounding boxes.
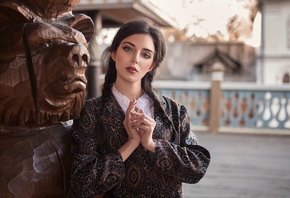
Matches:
[86,11,103,99]
[209,61,224,133]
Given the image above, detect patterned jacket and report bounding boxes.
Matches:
[70,91,211,198]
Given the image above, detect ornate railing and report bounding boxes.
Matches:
[153,81,290,134]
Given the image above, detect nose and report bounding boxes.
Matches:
[71,44,89,67]
[131,52,139,64]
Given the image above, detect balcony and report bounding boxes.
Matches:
[153,80,290,135]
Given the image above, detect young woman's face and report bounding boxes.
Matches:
[112,34,155,85]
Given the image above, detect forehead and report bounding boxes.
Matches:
[121,34,155,52]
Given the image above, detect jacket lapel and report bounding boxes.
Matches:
[152,92,179,144]
[102,93,128,150]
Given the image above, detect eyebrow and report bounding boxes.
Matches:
[122,41,154,54]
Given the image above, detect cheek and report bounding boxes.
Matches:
[140,60,154,72]
[114,52,125,65]
[35,56,61,84]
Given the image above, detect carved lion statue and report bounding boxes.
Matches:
[0,0,94,125]
[0,0,94,197]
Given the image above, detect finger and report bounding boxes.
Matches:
[131,121,155,132]
[126,101,137,118]
[132,116,155,126]
[130,111,143,118]
[128,100,137,111]
[134,124,149,131]
[138,118,153,126]
[131,111,149,120]
[131,110,153,120]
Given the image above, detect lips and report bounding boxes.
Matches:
[65,78,87,93]
[126,66,138,73]
[51,77,87,95]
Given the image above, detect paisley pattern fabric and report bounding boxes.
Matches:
[70,91,210,198]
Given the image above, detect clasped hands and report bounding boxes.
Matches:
[123,100,156,152]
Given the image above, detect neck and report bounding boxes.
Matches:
[114,81,143,101]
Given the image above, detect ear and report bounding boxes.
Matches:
[0,2,30,28]
[69,14,94,43]
[111,52,116,62]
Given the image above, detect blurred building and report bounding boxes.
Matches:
[73,0,180,67]
[158,0,290,84]
[74,0,179,29]
[73,0,181,98]
[157,42,256,82]
[73,0,290,85]
[258,0,290,85]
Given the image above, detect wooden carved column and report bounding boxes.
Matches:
[0,0,94,197]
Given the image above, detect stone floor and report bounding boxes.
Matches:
[183,131,290,198]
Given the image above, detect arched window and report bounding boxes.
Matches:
[282,73,290,83]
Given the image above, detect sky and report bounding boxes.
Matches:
[97,0,261,46]
[151,0,260,44]
[152,0,251,28]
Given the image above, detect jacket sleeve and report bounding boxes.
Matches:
[70,100,126,198]
[153,101,211,184]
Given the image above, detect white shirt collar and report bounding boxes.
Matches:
[111,85,154,118]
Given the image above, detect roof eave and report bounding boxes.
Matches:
[73,0,179,28]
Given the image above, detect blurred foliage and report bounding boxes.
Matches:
[163,0,259,43]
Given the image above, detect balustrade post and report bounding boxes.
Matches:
[209,61,224,133]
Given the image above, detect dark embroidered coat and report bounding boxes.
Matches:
[70,91,210,198]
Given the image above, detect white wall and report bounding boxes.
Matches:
[263,0,290,84]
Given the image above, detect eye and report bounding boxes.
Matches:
[39,42,51,51]
[123,46,132,52]
[30,42,51,56]
[142,52,152,59]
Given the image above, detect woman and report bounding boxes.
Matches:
[70,17,211,198]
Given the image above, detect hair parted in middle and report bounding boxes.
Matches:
[101,17,166,104]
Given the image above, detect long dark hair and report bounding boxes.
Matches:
[101,17,166,105]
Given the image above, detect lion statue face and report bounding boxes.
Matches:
[0,0,94,125]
